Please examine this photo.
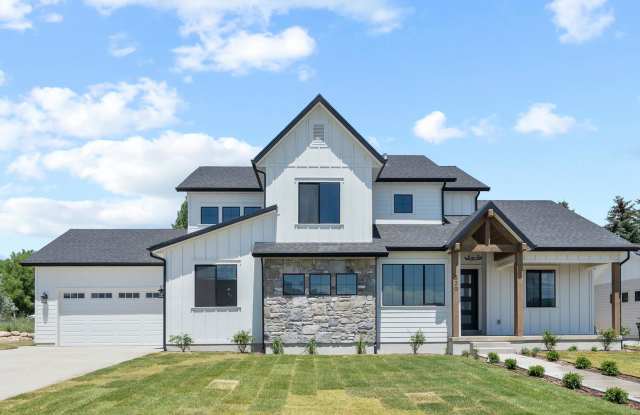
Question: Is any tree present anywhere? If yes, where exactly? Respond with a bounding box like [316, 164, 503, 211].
[558, 200, 573, 211]
[605, 196, 640, 243]
[0, 250, 35, 315]
[173, 199, 188, 229]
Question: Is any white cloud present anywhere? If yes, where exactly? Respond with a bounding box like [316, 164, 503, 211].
[43, 12, 63, 23]
[108, 32, 137, 58]
[297, 65, 315, 82]
[0, 70, 6, 86]
[469, 116, 497, 138]
[7, 153, 43, 179]
[0, 78, 180, 150]
[514, 103, 576, 136]
[413, 111, 464, 144]
[546, 0, 614, 43]
[0, 0, 32, 30]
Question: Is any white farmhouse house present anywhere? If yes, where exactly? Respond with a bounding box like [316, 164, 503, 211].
[23, 95, 638, 353]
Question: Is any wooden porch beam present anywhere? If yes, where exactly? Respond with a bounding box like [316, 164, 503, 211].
[451, 243, 461, 338]
[513, 248, 524, 336]
[484, 220, 491, 246]
[612, 262, 621, 333]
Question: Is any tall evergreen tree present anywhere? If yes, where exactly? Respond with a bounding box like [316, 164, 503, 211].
[173, 199, 188, 229]
[605, 196, 640, 243]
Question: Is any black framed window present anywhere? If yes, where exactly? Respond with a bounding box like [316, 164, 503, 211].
[201, 207, 219, 225]
[309, 274, 331, 296]
[146, 292, 161, 299]
[244, 206, 261, 216]
[336, 273, 357, 295]
[63, 292, 85, 299]
[382, 264, 445, 306]
[194, 264, 238, 307]
[298, 182, 340, 224]
[91, 292, 112, 299]
[222, 207, 241, 222]
[283, 274, 305, 296]
[622, 292, 629, 303]
[526, 270, 556, 308]
[425, 265, 446, 305]
[636, 291, 640, 302]
[118, 292, 140, 299]
[394, 194, 413, 214]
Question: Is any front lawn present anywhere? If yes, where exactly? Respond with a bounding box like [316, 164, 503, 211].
[560, 350, 640, 378]
[0, 353, 634, 414]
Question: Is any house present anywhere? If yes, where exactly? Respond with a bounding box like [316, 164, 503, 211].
[594, 252, 640, 340]
[23, 95, 638, 353]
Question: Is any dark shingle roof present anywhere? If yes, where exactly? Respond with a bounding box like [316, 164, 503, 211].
[252, 242, 388, 257]
[440, 166, 490, 190]
[176, 166, 262, 192]
[22, 229, 186, 266]
[374, 224, 457, 250]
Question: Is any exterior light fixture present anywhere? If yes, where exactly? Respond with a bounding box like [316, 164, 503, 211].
[157, 287, 164, 299]
[40, 292, 48, 303]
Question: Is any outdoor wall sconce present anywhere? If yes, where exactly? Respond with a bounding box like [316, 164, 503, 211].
[40, 292, 48, 303]
[157, 287, 164, 299]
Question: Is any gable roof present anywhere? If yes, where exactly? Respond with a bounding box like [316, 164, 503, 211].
[252, 94, 386, 165]
[440, 166, 490, 191]
[22, 229, 186, 266]
[176, 166, 262, 192]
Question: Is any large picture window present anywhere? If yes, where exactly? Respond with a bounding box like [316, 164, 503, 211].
[201, 207, 219, 225]
[393, 194, 413, 214]
[298, 182, 340, 224]
[309, 274, 331, 296]
[283, 274, 305, 296]
[382, 264, 445, 306]
[526, 270, 556, 308]
[195, 264, 237, 307]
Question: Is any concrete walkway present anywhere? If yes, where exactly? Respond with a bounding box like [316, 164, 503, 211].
[499, 353, 640, 403]
[0, 346, 158, 401]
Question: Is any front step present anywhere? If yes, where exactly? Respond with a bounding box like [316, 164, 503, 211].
[470, 341, 518, 355]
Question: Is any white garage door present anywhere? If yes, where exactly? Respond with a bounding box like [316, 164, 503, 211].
[59, 289, 162, 346]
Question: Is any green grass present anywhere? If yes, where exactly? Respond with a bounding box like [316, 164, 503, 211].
[560, 350, 640, 378]
[0, 317, 34, 333]
[0, 340, 33, 350]
[0, 353, 634, 414]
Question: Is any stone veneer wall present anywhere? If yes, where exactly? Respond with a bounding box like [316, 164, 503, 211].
[263, 258, 376, 345]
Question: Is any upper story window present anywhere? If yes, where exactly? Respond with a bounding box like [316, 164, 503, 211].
[244, 206, 261, 216]
[394, 194, 413, 214]
[194, 264, 237, 307]
[298, 182, 340, 224]
[201, 207, 219, 225]
[222, 207, 241, 222]
[526, 270, 556, 308]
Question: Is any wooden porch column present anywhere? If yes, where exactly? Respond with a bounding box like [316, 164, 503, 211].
[451, 243, 461, 337]
[513, 247, 524, 336]
[612, 262, 621, 333]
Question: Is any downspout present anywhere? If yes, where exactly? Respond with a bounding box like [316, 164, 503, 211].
[261, 257, 266, 354]
[149, 251, 167, 352]
[441, 183, 447, 224]
[474, 191, 480, 212]
[619, 251, 631, 346]
[253, 162, 267, 208]
[374, 256, 379, 354]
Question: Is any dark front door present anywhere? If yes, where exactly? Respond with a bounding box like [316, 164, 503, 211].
[460, 269, 479, 331]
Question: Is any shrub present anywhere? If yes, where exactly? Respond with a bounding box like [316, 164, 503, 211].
[546, 350, 559, 362]
[409, 329, 425, 355]
[598, 328, 617, 351]
[531, 347, 541, 357]
[603, 387, 629, 404]
[562, 372, 583, 390]
[305, 337, 317, 355]
[231, 330, 253, 353]
[575, 356, 592, 369]
[505, 358, 517, 370]
[461, 350, 470, 358]
[520, 347, 531, 356]
[543, 330, 558, 351]
[528, 365, 545, 377]
[356, 334, 367, 355]
[471, 347, 479, 360]
[567, 345, 578, 352]
[487, 352, 500, 364]
[0, 316, 34, 333]
[600, 360, 619, 376]
[591, 346, 599, 352]
[271, 337, 284, 355]
[169, 333, 193, 352]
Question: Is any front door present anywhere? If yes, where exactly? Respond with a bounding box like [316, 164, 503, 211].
[460, 269, 479, 332]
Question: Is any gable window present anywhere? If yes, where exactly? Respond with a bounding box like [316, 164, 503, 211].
[91, 292, 112, 299]
[312, 124, 325, 142]
[298, 182, 340, 224]
[526, 270, 556, 308]
[283, 274, 305, 296]
[194, 264, 237, 307]
[622, 292, 629, 303]
[222, 207, 241, 222]
[382, 264, 445, 306]
[244, 206, 261, 216]
[394, 194, 413, 214]
[309, 274, 330, 296]
[201, 207, 219, 225]
[336, 273, 357, 295]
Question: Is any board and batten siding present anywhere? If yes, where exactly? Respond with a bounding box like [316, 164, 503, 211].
[187, 191, 264, 233]
[443, 191, 477, 216]
[594, 253, 640, 334]
[257, 104, 377, 243]
[157, 210, 276, 345]
[373, 183, 442, 224]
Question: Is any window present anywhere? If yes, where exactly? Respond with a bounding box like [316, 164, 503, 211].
[298, 182, 340, 224]
[336, 273, 357, 295]
[394, 194, 413, 214]
[91, 292, 112, 299]
[201, 207, 219, 225]
[622, 292, 629, 303]
[309, 274, 331, 296]
[382, 264, 445, 306]
[283, 274, 305, 296]
[63, 292, 85, 299]
[118, 292, 140, 299]
[222, 207, 241, 222]
[146, 292, 162, 299]
[636, 291, 640, 302]
[526, 270, 556, 308]
[194, 264, 238, 307]
[244, 206, 261, 216]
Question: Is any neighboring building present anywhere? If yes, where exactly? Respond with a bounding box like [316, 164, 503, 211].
[23, 95, 638, 353]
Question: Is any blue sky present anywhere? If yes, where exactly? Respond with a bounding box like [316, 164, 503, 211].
[0, 0, 639, 257]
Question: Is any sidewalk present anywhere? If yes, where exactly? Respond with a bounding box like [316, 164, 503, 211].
[498, 353, 640, 403]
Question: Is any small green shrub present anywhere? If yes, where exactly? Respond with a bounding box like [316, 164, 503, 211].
[531, 347, 541, 357]
[600, 360, 619, 376]
[520, 347, 531, 356]
[546, 350, 559, 362]
[169, 333, 193, 352]
[528, 365, 545, 377]
[231, 330, 253, 353]
[603, 387, 629, 404]
[0, 317, 34, 333]
[543, 330, 558, 351]
[409, 329, 425, 354]
[471, 347, 479, 360]
[487, 352, 500, 364]
[505, 358, 517, 370]
[562, 372, 583, 390]
[591, 346, 599, 352]
[598, 328, 617, 351]
[356, 334, 367, 355]
[575, 356, 591, 369]
[305, 337, 317, 355]
[461, 350, 470, 358]
[271, 337, 284, 355]
[567, 345, 578, 352]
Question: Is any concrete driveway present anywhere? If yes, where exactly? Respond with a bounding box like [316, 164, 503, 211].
[0, 346, 158, 400]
